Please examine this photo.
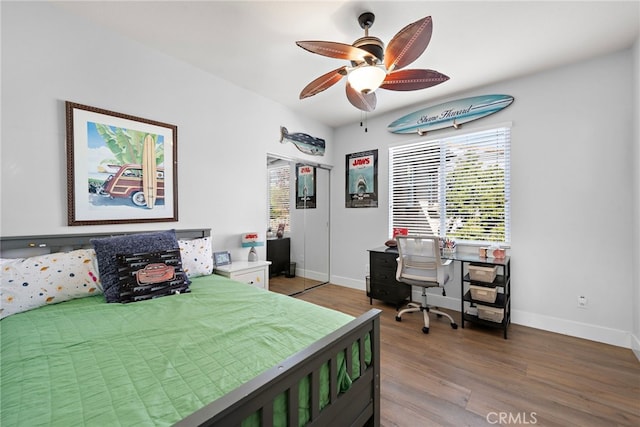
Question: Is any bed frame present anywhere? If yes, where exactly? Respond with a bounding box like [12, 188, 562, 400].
[0, 229, 381, 427]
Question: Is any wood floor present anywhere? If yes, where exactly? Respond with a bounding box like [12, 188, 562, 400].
[269, 275, 325, 296]
[287, 283, 640, 427]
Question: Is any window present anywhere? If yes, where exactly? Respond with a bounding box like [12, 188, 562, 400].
[389, 127, 511, 244]
[268, 164, 291, 234]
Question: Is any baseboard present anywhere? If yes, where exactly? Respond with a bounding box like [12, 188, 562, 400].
[330, 274, 365, 290]
[631, 333, 640, 361]
[328, 277, 635, 350]
[298, 268, 328, 283]
[511, 310, 632, 348]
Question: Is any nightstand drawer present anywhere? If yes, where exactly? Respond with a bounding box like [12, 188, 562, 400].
[214, 261, 271, 290]
[233, 269, 266, 289]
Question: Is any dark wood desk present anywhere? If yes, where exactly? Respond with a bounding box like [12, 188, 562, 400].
[367, 247, 511, 338]
[367, 247, 410, 307]
[267, 238, 290, 277]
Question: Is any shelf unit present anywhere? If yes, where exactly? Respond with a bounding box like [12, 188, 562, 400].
[460, 256, 511, 339]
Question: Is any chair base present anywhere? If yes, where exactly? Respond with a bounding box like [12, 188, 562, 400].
[395, 292, 458, 334]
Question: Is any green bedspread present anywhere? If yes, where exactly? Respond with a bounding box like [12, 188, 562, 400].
[0, 275, 359, 426]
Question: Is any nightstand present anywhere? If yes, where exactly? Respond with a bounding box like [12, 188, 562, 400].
[214, 260, 271, 290]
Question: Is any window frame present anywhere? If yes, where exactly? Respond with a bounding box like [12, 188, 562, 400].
[388, 126, 511, 245]
[267, 162, 291, 235]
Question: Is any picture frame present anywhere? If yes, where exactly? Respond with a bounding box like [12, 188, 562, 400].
[295, 163, 316, 209]
[345, 149, 378, 208]
[213, 251, 232, 267]
[65, 101, 178, 226]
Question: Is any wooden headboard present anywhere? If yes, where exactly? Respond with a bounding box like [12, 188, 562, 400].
[0, 228, 211, 257]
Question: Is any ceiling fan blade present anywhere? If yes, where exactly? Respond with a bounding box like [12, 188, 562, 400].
[296, 41, 374, 62]
[384, 16, 433, 72]
[380, 69, 449, 91]
[299, 66, 347, 99]
[346, 82, 377, 112]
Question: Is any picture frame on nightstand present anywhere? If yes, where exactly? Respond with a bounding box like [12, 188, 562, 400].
[213, 251, 231, 266]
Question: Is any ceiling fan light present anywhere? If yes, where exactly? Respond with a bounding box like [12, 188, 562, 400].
[347, 65, 386, 94]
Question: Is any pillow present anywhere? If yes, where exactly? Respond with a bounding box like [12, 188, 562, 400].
[178, 237, 213, 278]
[116, 248, 190, 304]
[92, 230, 179, 303]
[0, 249, 102, 319]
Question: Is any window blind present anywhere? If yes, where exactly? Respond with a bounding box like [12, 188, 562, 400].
[268, 164, 290, 233]
[389, 127, 511, 244]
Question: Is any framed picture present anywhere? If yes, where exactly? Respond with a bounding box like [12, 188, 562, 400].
[345, 149, 378, 208]
[66, 102, 178, 225]
[213, 251, 232, 267]
[295, 163, 316, 209]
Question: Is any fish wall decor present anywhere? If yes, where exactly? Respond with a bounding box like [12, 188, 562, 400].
[280, 126, 325, 156]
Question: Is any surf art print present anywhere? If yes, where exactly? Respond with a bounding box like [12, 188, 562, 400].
[66, 102, 178, 226]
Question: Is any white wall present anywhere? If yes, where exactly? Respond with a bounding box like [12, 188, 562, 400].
[330, 48, 638, 348]
[0, 1, 332, 264]
[2, 2, 638, 350]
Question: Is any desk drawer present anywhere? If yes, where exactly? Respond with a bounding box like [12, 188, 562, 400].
[370, 269, 397, 282]
[370, 252, 398, 269]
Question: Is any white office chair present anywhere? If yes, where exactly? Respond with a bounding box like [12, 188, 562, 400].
[395, 235, 458, 334]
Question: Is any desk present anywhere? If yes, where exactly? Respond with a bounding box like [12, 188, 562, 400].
[267, 238, 290, 277]
[367, 247, 511, 338]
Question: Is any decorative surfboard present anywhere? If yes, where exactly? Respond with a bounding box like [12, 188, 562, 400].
[387, 94, 514, 134]
[141, 135, 157, 209]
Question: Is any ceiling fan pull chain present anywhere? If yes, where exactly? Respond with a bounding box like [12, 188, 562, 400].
[360, 111, 369, 132]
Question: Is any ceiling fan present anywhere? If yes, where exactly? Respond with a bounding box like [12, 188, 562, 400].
[296, 12, 449, 112]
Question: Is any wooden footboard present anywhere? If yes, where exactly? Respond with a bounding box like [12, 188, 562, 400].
[176, 308, 382, 427]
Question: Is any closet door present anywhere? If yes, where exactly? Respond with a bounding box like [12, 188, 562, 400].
[299, 166, 330, 289]
[267, 155, 330, 295]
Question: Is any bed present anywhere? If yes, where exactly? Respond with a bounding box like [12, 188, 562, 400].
[0, 229, 381, 426]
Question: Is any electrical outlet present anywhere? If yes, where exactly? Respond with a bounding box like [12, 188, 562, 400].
[577, 295, 588, 309]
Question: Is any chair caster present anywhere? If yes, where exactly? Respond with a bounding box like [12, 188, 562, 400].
[451, 323, 458, 329]
[395, 316, 402, 322]
[436, 314, 443, 318]
[422, 326, 429, 334]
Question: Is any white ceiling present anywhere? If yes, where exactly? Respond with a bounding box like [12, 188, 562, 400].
[51, 0, 639, 128]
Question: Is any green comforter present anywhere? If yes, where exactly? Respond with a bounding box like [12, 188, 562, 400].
[0, 275, 358, 426]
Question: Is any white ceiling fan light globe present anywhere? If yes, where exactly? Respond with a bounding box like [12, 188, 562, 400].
[347, 65, 387, 94]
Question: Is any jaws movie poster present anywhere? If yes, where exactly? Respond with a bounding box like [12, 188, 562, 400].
[296, 163, 316, 209]
[345, 149, 378, 208]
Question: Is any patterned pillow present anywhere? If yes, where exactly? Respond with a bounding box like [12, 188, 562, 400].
[116, 249, 190, 304]
[92, 230, 179, 303]
[0, 249, 102, 319]
[178, 237, 213, 278]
